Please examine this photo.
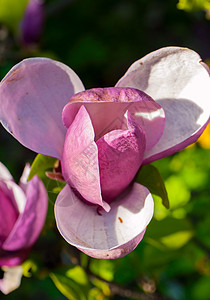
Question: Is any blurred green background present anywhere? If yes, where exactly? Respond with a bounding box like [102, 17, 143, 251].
[1, 0, 210, 299]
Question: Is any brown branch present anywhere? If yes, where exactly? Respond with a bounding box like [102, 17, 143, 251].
[87, 271, 169, 300]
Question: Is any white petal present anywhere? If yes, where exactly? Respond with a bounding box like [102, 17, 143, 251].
[0, 266, 23, 295]
[55, 183, 154, 258]
[117, 47, 210, 162]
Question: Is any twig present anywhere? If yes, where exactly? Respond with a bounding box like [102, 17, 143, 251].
[87, 270, 169, 300]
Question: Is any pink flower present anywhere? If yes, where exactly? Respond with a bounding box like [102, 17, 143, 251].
[0, 47, 209, 259]
[0, 163, 48, 267]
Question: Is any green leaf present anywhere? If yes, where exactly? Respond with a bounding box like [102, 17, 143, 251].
[190, 276, 210, 300]
[146, 217, 194, 250]
[50, 271, 87, 300]
[0, 0, 29, 32]
[90, 278, 111, 297]
[147, 217, 193, 239]
[160, 230, 194, 249]
[177, 0, 210, 12]
[28, 154, 57, 181]
[90, 260, 114, 282]
[66, 266, 89, 286]
[136, 164, 170, 209]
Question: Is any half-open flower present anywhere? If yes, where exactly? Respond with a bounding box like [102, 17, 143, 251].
[0, 162, 48, 267]
[0, 47, 209, 258]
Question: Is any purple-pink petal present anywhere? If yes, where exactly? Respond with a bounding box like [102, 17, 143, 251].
[116, 47, 210, 162]
[62, 87, 165, 151]
[2, 175, 48, 251]
[54, 182, 154, 259]
[97, 112, 146, 201]
[0, 187, 19, 247]
[0, 58, 84, 158]
[20, 0, 44, 45]
[61, 105, 110, 211]
[0, 249, 30, 267]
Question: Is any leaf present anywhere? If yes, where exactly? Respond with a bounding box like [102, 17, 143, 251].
[28, 154, 57, 181]
[88, 288, 109, 300]
[146, 217, 194, 250]
[177, 0, 210, 12]
[50, 272, 87, 300]
[0, 0, 29, 32]
[66, 266, 89, 286]
[147, 217, 193, 239]
[89, 260, 114, 282]
[160, 231, 194, 249]
[90, 278, 111, 297]
[136, 164, 170, 209]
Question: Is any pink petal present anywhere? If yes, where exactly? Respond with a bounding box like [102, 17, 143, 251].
[62, 87, 165, 151]
[0, 58, 84, 158]
[116, 47, 210, 163]
[0, 249, 30, 267]
[61, 105, 110, 211]
[78, 230, 146, 259]
[97, 112, 146, 201]
[54, 183, 154, 259]
[0, 177, 26, 215]
[0, 186, 19, 247]
[3, 175, 48, 251]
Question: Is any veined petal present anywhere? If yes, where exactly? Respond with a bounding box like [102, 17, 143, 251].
[116, 47, 210, 163]
[77, 230, 146, 259]
[54, 183, 154, 259]
[62, 87, 165, 151]
[97, 112, 146, 200]
[2, 176, 48, 251]
[61, 105, 109, 211]
[0, 58, 84, 158]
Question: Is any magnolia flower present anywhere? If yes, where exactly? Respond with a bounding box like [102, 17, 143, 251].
[0, 162, 48, 293]
[20, 0, 44, 45]
[0, 47, 209, 259]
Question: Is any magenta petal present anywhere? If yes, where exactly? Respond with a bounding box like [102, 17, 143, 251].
[0, 58, 84, 158]
[62, 87, 165, 151]
[117, 47, 210, 162]
[0, 249, 30, 267]
[3, 176, 48, 251]
[97, 112, 146, 200]
[61, 105, 110, 211]
[0, 187, 19, 247]
[54, 183, 154, 259]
